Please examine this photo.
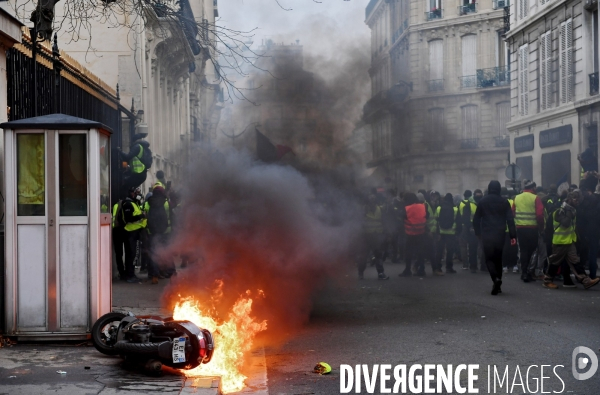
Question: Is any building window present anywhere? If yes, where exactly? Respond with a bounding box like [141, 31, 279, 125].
[496, 102, 510, 137]
[428, 108, 444, 151]
[429, 39, 444, 90]
[461, 35, 477, 88]
[519, 43, 529, 115]
[461, 104, 479, 141]
[372, 119, 391, 159]
[559, 19, 574, 103]
[592, 9, 599, 96]
[518, 0, 529, 20]
[540, 31, 552, 110]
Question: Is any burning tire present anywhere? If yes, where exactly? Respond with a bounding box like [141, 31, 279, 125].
[91, 312, 127, 355]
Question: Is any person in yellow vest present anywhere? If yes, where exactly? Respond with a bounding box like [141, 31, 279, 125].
[512, 179, 545, 283]
[425, 191, 442, 275]
[357, 193, 390, 280]
[119, 133, 151, 194]
[436, 193, 462, 273]
[458, 190, 479, 272]
[543, 190, 600, 290]
[112, 199, 127, 280]
[121, 187, 146, 283]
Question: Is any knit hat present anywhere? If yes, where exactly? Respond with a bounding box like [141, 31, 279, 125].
[523, 179, 536, 190]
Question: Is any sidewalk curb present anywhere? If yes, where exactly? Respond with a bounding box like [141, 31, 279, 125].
[181, 377, 221, 395]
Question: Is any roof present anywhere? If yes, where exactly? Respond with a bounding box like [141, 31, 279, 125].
[0, 113, 112, 133]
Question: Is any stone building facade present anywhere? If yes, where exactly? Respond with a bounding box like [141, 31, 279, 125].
[365, 0, 512, 194]
[507, 0, 600, 188]
[2, 0, 222, 192]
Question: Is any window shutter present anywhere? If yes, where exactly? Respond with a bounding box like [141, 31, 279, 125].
[461, 105, 478, 140]
[496, 102, 510, 136]
[519, 45, 529, 115]
[566, 19, 574, 102]
[429, 40, 444, 81]
[523, 0, 529, 18]
[540, 32, 552, 110]
[462, 35, 477, 77]
[560, 19, 574, 103]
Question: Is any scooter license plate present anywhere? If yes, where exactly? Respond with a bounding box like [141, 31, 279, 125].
[172, 337, 186, 363]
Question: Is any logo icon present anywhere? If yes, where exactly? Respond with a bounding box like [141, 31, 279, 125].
[572, 346, 598, 380]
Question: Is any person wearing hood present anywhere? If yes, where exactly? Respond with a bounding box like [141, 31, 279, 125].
[119, 133, 151, 194]
[512, 179, 545, 282]
[473, 181, 517, 295]
[436, 193, 462, 273]
[459, 189, 479, 272]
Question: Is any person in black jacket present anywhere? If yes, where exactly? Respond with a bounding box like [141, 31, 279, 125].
[119, 133, 150, 194]
[473, 180, 517, 295]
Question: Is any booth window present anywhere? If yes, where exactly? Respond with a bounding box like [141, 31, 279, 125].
[17, 134, 45, 216]
[99, 134, 110, 213]
[59, 134, 87, 216]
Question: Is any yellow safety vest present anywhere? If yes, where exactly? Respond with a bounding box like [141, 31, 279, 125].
[131, 146, 145, 174]
[514, 192, 537, 226]
[123, 201, 146, 231]
[436, 206, 458, 235]
[552, 210, 577, 245]
[425, 202, 438, 233]
[143, 200, 171, 234]
[459, 200, 477, 224]
[112, 201, 122, 228]
[364, 205, 384, 234]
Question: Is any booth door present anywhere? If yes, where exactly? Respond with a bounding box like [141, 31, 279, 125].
[14, 132, 89, 333]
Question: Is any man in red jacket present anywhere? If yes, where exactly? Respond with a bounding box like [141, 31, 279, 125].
[512, 180, 545, 282]
[401, 192, 429, 277]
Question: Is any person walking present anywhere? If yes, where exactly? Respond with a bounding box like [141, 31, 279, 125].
[473, 181, 517, 295]
[357, 194, 390, 280]
[512, 180, 544, 282]
[436, 193, 462, 273]
[425, 191, 443, 275]
[459, 191, 479, 273]
[543, 190, 600, 289]
[145, 184, 176, 283]
[121, 187, 146, 283]
[401, 192, 428, 277]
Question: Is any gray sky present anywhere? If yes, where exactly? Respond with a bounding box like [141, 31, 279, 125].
[218, 0, 370, 61]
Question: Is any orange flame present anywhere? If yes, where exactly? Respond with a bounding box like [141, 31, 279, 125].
[173, 290, 267, 393]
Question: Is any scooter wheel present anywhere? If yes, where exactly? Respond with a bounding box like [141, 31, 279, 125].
[92, 312, 127, 355]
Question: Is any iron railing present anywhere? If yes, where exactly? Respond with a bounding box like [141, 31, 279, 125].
[459, 75, 477, 89]
[493, 0, 509, 9]
[460, 138, 479, 149]
[425, 9, 443, 21]
[590, 72, 599, 96]
[392, 19, 409, 42]
[494, 136, 510, 147]
[476, 66, 510, 88]
[428, 79, 444, 92]
[458, 2, 477, 15]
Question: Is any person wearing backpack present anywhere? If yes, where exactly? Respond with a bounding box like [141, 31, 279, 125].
[459, 190, 479, 272]
[436, 193, 462, 273]
[119, 133, 152, 194]
[144, 184, 174, 284]
[473, 180, 517, 295]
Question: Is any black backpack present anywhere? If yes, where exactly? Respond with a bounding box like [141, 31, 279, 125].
[140, 146, 153, 169]
[460, 200, 472, 225]
[147, 195, 168, 234]
[438, 204, 455, 230]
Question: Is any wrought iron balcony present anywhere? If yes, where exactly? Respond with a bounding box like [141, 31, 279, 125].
[493, 0, 509, 9]
[460, 138, 479, 149]
[590, 72, 599, 96]
[458, 2, 477, 15]
[428, 79, 444, 92]
[494, 136, 510, 147]
[476, 66, 510, 88]
[459, 75, 477, 89]
[425, 9, 443, 21]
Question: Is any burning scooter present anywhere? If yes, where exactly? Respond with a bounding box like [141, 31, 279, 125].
[91, 312, 214, 373]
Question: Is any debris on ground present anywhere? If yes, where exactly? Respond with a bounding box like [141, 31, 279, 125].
[56, 370, 67, 375]
[313, 362, 332, 375]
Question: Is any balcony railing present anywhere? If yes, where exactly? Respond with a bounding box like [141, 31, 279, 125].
[493, 0, 509, 9]
[590, 72, 599, 96]
[428, 79, 444, 92]
[460, 138, 479, 149]
[476, 66, 510, 88]
[425, 9, 443, 21]
[459, 75, 477, 89]
[494, 136, 510, 147]
[458, 2, 477, 15]
[392, 19, 409, 42]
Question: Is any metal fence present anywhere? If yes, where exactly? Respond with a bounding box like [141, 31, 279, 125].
[6, 28, 135, 204]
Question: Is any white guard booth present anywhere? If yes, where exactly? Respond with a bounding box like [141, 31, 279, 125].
[1, 114, 112, 340]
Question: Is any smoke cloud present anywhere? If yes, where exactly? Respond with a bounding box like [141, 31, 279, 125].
[162, 146, 363, 341]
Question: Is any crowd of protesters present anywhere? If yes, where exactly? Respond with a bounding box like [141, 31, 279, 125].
[358, 172, 600, 295]
[111, 170, 185, 284]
